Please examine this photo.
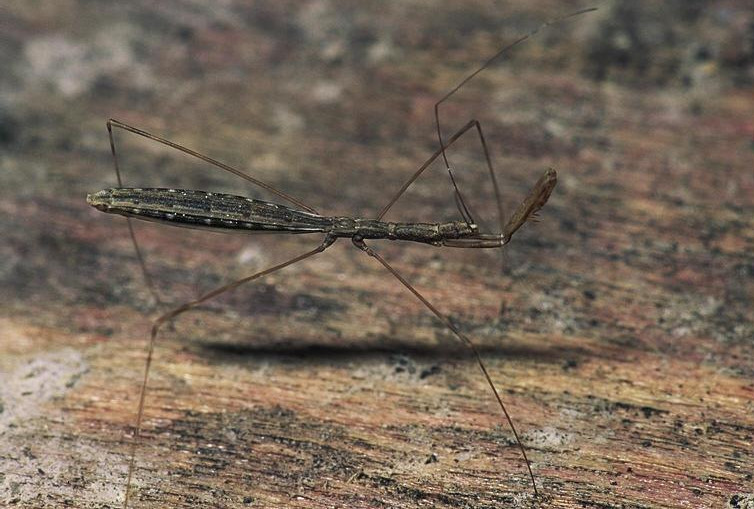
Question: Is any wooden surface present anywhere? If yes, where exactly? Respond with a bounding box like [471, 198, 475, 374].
[1, 1, 753, 508]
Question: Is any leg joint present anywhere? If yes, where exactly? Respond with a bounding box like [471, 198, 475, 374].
[351, 236, 370, 253]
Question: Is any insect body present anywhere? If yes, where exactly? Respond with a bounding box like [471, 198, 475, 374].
[87, 169, 555, 247]
[87, 187, 479, 244]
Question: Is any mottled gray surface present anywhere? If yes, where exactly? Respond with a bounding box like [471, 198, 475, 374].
[1, 1, 753, 508]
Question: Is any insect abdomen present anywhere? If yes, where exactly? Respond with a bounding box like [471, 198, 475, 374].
[87, 188, 332, 233]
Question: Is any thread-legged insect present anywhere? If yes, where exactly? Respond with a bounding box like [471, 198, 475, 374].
[89, 8, 595, 507]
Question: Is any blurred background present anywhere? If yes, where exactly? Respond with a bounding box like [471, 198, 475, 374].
[1, 1, 752, 507]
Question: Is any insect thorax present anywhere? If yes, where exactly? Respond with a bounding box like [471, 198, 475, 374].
[329, 218, 476, 245]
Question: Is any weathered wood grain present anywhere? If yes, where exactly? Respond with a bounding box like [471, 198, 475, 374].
[1, 1, 752, 508]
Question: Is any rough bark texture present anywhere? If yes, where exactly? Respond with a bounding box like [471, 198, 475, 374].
[1, 1, 752, 508]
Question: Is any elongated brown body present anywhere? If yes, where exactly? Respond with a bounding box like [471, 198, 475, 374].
[87, 187, 479, 246]
[88, 167, 555, 248]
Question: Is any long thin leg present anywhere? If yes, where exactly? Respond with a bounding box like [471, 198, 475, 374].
[377, 119, 504, 235]
[107, 123, 163, 306]
[433, 8, 598, 174]
[107, 119, 318, 213]
[123, 235, 336, 508]
[106, 119, 320, 304]
[352, 238, 538, 496]
[430, 8, 597, 233]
